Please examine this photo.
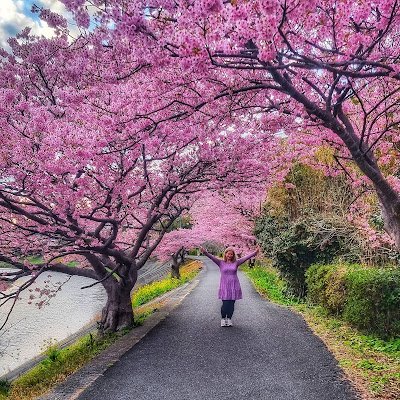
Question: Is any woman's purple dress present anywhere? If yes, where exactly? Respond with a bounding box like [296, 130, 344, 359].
[204, 250, 258, 300]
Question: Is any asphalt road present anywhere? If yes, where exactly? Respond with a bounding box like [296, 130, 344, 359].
[77, 257, 358, 400]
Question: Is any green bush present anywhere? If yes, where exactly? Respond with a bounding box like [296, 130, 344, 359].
[344, 267, 400, 337]
[305, 263, 400, 337]
[255, 215, 312, 297]
[255, 163, 400, 298]
[305, 264, 332, 306]
[306, 263, 349, 314]
[255, 214, 357, 297]
[324, 266, 348, 314]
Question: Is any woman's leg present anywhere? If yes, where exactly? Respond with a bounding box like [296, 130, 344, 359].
[221, 300, 228, 318]
[226, 300, 235, 318]
[221, 300, 236, 318]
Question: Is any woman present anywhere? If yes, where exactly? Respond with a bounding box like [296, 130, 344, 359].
[200, 246, 258, 327]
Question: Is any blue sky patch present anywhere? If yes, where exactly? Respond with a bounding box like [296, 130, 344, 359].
[2, 22, 19, 37]
[21, 0, 42, 22]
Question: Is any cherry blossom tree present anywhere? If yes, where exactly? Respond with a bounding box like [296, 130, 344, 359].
[155, 188, 265, 274]
[0, 114, 265, 333]
[0, 25, 270, 332]
[56, 0, 400, 247]
[2, 0, 400, 332]
[190, 190, 265, 252]
[154, 226, 200, 278]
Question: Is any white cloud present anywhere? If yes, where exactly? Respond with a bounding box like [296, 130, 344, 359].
[38, 0, 68, 15]
[0, 0, 73, 51]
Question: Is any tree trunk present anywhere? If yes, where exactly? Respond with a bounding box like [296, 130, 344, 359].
[375, 187, 400, 249]
[179, 248, 185, 264]
[343, 140, 400, 250]
[326, 120, 400, 249]
[99, 284, 134, 333]
[171, 253, 181, 279]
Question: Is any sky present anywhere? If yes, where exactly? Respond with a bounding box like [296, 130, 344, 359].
[0, 0, 69, 49]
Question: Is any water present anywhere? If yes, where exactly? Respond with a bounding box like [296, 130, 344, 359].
[0, 260, 172, 379]
[0, 271, 107, 378]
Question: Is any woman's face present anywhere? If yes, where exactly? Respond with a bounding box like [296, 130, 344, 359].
[225, 250, 234, 261]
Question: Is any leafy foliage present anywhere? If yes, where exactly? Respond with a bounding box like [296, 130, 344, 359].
[255, 164, 363, 297]
[131, 261, 202, 307]
[344, 267, 400, 337]
[245, 263, 400, 399]
[306, 263, 400, 337]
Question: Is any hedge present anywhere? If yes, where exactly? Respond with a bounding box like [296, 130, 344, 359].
[305, 263, 400, 337]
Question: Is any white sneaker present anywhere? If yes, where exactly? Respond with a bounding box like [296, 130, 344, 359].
[221, 318, 227, 327]
[226, 318, 233, 327]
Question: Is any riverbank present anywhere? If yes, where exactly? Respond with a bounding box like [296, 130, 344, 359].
[0, 260, 202, 400]
[242, 264, 400, 400]
[0, 272, 107, 379]
[0, 258, 175, 379]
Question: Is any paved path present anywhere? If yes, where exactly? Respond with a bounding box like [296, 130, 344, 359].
[77, 257, 358, 400]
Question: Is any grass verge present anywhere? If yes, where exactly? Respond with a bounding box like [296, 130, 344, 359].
[1, 260, 202, 400]
[132, 260, 202, 307]
[241, 265, 400, 400]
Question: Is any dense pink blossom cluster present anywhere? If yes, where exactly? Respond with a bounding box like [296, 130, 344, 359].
[1, 0, 399, 258]
[1, 0, 400, 331]
[155, 188, 266, 260]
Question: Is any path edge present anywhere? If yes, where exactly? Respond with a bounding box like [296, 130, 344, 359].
[38, 269, 204, 400]
[241, 270, 363, 400]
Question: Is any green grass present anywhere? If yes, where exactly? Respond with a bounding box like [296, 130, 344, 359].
[132, 261, 202, 307]
[1, 260, 202, 400]
[243, 264, 400, 400]
[25, 255, 43, 265]
[241, 264, 298, 306]
[0, 328, 125, 400]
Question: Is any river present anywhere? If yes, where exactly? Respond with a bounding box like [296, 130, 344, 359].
[0, 260, 172, 379]
[0, 271, 107, 379]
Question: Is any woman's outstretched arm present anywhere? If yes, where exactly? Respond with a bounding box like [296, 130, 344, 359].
[200, 247, 221, 266]
[236, 249, 259, 266]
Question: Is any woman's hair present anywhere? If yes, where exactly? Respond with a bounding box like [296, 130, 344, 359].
[223, 247, 237, 262]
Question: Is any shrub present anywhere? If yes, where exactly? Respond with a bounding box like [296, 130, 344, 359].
[344, 267, 400, 337]
[255, 214, 359, 297]
[257, 163, 400, 299]
[255, 164, 367, 297]
[305, 263, 400, 337]
[324, 266, 347, 314]
[255, 215, 315, 297]
[305, 264, 333, 306]
[306, 263, 349, 315]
